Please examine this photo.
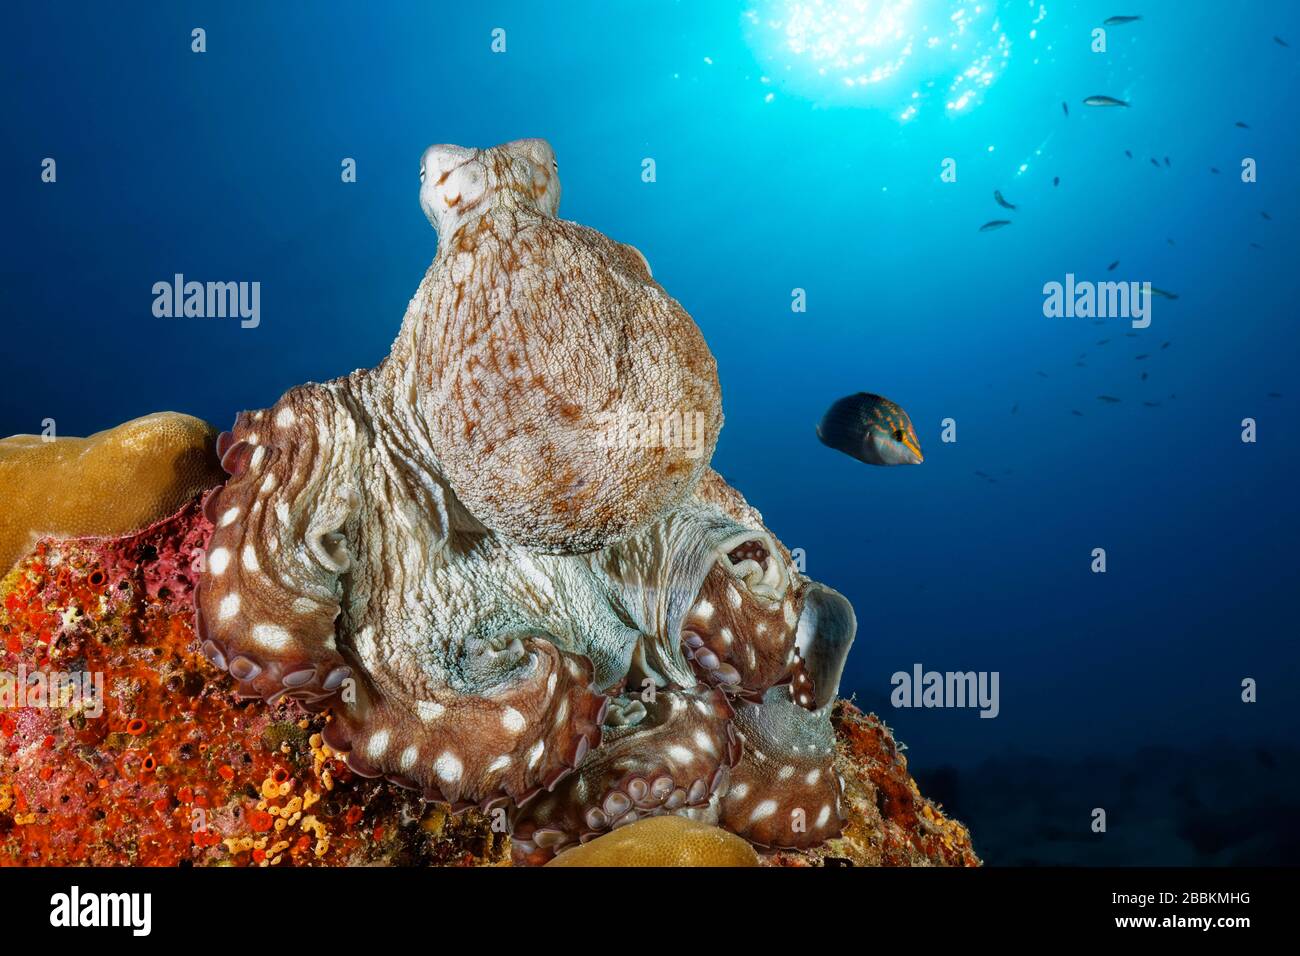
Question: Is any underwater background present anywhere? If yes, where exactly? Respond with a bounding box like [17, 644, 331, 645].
[3, 1, 1297, 864]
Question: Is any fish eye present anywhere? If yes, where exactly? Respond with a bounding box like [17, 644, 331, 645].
[893, 429, 906, 442]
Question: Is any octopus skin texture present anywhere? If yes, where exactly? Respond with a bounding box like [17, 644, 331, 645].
[194, 138, 858, 864]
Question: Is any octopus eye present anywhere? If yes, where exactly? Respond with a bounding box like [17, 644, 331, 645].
[419, 166, 426, 184]
[552, 161, 558, 170]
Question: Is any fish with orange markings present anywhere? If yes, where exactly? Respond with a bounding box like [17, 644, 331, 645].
[816, 393, 924, 466]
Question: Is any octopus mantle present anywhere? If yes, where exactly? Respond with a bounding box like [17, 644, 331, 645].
[189, 138, 858, 864]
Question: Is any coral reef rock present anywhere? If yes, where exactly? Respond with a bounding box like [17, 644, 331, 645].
[0, 502, 976, 867]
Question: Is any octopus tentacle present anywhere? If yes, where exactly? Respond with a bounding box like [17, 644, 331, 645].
[719, 583, 857, 848]
[196, 392, 354, 708]
[324, 633, 608, 807]
[508, 685, 739, 864]
[681, 546, 804, 700]
[721, 689, 846, 849]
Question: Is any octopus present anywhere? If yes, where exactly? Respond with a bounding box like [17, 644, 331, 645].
[194, 138, 858, 863]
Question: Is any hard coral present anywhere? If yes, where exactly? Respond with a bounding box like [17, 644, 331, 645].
[545, 815, 759, 867]
[0, 412, 226, 575]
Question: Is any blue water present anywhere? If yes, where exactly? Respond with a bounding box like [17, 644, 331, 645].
[3, 2, 1297, 862]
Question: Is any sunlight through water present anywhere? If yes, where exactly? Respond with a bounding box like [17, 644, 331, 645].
[744, 0, 1040, 118]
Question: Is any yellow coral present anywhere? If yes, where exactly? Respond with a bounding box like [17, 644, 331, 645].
[0, 412, 224, 572]
[545, 816, 759, 867]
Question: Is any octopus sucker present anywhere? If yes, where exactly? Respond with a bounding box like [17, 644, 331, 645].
[191, 138, 862, 863]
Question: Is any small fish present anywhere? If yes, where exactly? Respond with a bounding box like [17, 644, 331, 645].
[1150, 157, 1161, 167]
[974, 470, 991, 479]
[1276, 36, 1290, 47]
[1144, 286, 1179, 300]
[1142, 401, 1162, 408]
[1070, 409, 1084, 417]
[1085, 95, 1129, 107]
[1160, 341, 1170, 349]
[1104, 15, 1142, 25]
[1261, 210, 1272, 220]
[980, 219, 1012, 232]
[1249, 242, 1263, 250]
[994, 190, 1017, 210]
[1097, 338, 1111, 345]
[1210, 166, 1220, 174]
[1097, 395, 1122, 403]
[1135, 353, 1149, 360]
[1166, 238, 1176, 245]
[1140, 371, 1149, 381]
[1053, 176, 1060, 186]
[1164, 156, 1171, 167]
[1107, 260, 1119, 271]
[1011, 402, 1019, 414]
[1267, 391, 1282, 398]
[1075, 361, 1087, 368]
[1125, 149, 1134, 159]
[1062, 101, 1069, 117]
[816, 393, 923, 466]
[1036, 370, 1049, 378]
[1235, 121, 1250, 129]
[1125, 332, 1138, 337]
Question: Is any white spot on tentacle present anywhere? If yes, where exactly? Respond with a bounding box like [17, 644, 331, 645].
[750, 799, 777, 823]
[526, 740, 545, 770]
[252, 624, 291, 651]
[435, 751, 463, 784]
[220, 507, 240, 527]
[399, 745, 418, 771]
[275, 407, 296, 428]
[417, 700, 445, 722]
[241, 545, 260, 572]
[501, 707, 526, 734]
[208, 547, 230, 575]
[367, 730, 391, 759]
[217, 593, 241, 621]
